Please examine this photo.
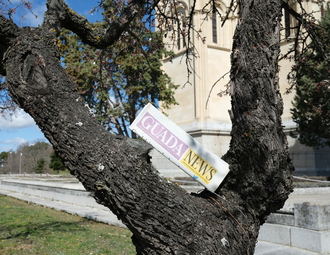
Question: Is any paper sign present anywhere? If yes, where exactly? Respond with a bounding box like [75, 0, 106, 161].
[129, 103, 230, 192]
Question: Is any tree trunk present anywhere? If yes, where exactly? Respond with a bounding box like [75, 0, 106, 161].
[1, 0, 293, 254]
[223, 0, 294, 220]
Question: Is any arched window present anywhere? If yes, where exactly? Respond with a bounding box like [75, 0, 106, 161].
[176, 4, 187, 50]
[284, 1, 297, 39]
[212, 9, 217, 44]
[284, 8, 291, 38]
[210, 1, 225, 45]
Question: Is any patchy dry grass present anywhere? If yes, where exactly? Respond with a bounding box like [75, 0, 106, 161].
[0, 195, 135, 255]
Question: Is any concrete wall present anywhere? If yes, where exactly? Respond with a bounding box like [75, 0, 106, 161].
[260, 202, 330, 254]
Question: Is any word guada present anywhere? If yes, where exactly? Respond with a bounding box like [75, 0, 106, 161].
[137, 112, 188, 160]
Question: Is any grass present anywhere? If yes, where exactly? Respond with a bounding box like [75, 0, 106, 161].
[0, 195, 135, 255]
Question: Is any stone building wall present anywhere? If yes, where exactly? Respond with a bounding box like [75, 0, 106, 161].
[154, 0, 330, 178]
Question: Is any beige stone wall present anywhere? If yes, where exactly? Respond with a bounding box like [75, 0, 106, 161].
[279, 42, 296, 127]
[162, 0, 326, 134]
[155, 0, 329, 177]
[163, 53, 195, 124]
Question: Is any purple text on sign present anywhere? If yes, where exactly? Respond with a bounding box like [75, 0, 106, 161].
[137, 112, 189, 160]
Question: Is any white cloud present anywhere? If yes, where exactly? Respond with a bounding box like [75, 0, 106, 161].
[1, 137, 28, 146]
[0, 109, 36, 130]
[0, 137, 28, 151]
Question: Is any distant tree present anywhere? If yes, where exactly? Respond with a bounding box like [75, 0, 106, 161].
[291, 8, 330, 147]
[1, 142, 53, 173]
[49, 152, 66, 173]
[0, 151, 9, 161]
[57, 11, 177, 137]
[2, 151, 17, 173]
[0, 151, 9, 167]
[34, 158, 46, 173]
[19, 142, 53, 173]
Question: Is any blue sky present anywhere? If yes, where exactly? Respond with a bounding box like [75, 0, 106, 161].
[0, 0, 102, 152]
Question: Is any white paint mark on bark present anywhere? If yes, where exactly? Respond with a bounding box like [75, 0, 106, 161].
[75, 122, 83, 126]
[221, 237, 229, 247]
[97, 163, 105, 172]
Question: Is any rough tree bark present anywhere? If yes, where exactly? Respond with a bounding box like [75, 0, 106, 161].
[0, 0, 293, 254]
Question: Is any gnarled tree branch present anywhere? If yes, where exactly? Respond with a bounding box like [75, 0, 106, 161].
[222, 0, 294, 222]
[281, 0, 327, 59]
[44, 0, 157, 49]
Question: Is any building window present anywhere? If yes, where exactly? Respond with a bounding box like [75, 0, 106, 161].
[177, 22, 181, 49]
[212, 10, 217, 44]
[283, 1, 297, 39]
[176, 5, 187, 50]
[284, 9, 291, 38]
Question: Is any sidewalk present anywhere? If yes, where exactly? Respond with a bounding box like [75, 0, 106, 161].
[0, 176, 124, 227]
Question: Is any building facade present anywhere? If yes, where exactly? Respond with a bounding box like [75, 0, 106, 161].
[152, 0, 330, 177]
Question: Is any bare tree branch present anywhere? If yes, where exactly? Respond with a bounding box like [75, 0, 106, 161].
[221, 0, 236, 27]
[205, 71, 230, 109]
[281, 0, 327, 60]
[44, 0, 158, 49]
